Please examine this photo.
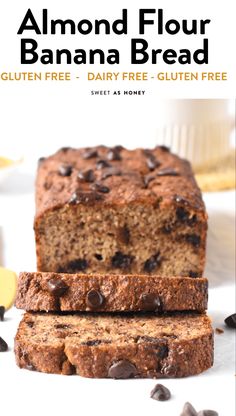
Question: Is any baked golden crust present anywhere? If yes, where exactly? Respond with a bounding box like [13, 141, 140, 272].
[15, 272, 208, 312]
[15, 312, 213, 378]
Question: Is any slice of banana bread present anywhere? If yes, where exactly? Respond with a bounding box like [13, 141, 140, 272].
[15, 312, 213, 378]
[35, 146, 207, 276]
[15, 272, 208, 312]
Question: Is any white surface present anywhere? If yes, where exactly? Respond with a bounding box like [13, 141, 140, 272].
[0, 164, 235, 416]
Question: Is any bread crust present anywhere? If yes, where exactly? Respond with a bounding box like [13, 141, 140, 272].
[15, 312, 214, 378]
[15, 272, 208, 312]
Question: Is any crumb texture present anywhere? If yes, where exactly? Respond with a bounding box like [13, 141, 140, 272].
[15, 312, 213, 378]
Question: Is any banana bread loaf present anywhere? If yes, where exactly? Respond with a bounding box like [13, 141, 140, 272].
[15, 312, 213, 378]
[15, 272, 208, 312]
[35, 146, 207, 276]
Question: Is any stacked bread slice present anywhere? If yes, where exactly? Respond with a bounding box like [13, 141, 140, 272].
[14, 146, 213, 378]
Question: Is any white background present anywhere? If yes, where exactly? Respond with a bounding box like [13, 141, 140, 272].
[0, 1, 235, 415]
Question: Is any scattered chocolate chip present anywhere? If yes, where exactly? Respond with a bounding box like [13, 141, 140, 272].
[101, 167, 122, 179]
[86, 289, 104, 309]
[224, 313, 236, 328]
[0, 306, 5, 321]
[140, 293, 162, 312]
[38, 157, 46, 165]
[186, 234, 201, 247]
[107, 148, 122, 161]
[111, 251, 134, 270]
[59, 147, 72, 152]
[176, 207, 197, 225]
[0, 337, 8, 352]
[150, 384, 171, 401]
[68, 191, 103, 205]
[146, 154, 161, 171]
[114, 145, 124, 152]
[91, 183, 110, 193]
[47, 278, 68, 297]
[156, 344, 169, 359]
[26, 321, 34, 328]
[156, 167, 180, 176]
[144, 252, 161, 273]
[117, 226, 130, 245]
[82, 149, 98, 159]
[58, 164, 73, 177]
[180, 402, 198, 416]
[54, 324, 71, 329]
[94, 253, 103, 261]
[81, 339, 111, 346]
[67, 258, 88, 272]
[189, 271, 201, 278]
[96, 159, 111, 169]
[143, 174, 155, 188]
[157, 145, 170, 152]
[77, 169, 95, 183]
[108, 360, 137, 379]
[198, 411, 219, 416]
[215, 328, 224, 334]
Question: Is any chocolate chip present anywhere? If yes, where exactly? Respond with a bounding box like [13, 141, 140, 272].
[146, 155, 161, 171]
[189, 271, 201, 278]
[47, 278, 68, 297]
[58, 164, 73, 177]
[156, 167, 180, 176]
[117, 226, 130, 245]
[107, 148, 122, 161]
[0, 306, 5, 321]
[94, 253, 103, 261]
[67, 258, 88, 272]
[144, 252, 161, 272]
[198, 411, 219, 416]
[54, 324, 71, 329]
[82, 149, 98, 159]
[26, 321, 34, 328]
[156, 345, 169, 359]
[68, 191, 103, 205]
[224, 313, 236, 328]
[78, 169, 95, 183]
[135, 336, 168, 358]
[140, 293, 162, 312]
[0, 337, 8, 352]
[59, 147, 72, 152]
[186, 234, 201, 247]
[108, 360, 137, 379]
[96, 159, 111, 169]
[158, 145, 170, 152]
[150, 384, 171, 401]
[162, 224, 172, 234]
[86, 289, 104, 309]
[111, 251, 134, 270]
[91, 183, 110, 193]
[180, 402, 198, 416]
[143, 174, 155, 188]
[101, 167, 122, 179]
[81, 339, 111, 346]
[176, 207, 197, 225]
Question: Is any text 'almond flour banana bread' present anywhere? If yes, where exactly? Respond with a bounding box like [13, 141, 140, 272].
[35, 146, 207, 276]
[15, 312, 213, 378]
[15, 272, 208, 312]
